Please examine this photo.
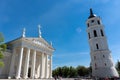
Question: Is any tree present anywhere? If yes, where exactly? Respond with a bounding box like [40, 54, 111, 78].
[116, 60, 120, 75]
[0, 33, 6, 67]
[68, 66, 77, 78]
[76, 66, 89, 76]
[52, 65, 91, 78]
[62, 66, 69, 78]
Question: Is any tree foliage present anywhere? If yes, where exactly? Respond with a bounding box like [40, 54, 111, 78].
[76, 66, 89, 76]
[0, 33, 6, 67]
[116, 60, 120, 75]
[52, 65, 90, 78]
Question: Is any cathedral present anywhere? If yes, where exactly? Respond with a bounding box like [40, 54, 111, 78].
[0, 8, 119, 79]
[0, 25, 54, 79]
[86, 9, 119, 78]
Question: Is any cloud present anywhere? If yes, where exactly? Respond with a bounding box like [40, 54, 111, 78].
[53, 51, 88, 58]
[76, 27, 82, 33]
[99, 0, 110, 3]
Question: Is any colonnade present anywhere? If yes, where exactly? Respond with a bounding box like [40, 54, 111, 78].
[8, 47, 52, 79]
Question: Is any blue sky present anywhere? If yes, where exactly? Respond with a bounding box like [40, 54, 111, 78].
[0, 0, 120, 69]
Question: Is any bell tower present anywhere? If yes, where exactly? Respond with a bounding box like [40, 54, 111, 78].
[86, 8, 119, 78]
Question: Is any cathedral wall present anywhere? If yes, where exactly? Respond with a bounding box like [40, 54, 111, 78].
[0, 51, 12, 78]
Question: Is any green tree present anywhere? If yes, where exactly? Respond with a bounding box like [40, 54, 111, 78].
[52, 65, 91, 78]
[76, 66, 89, 76]
[68, 66, 77, 78]
[0, 33, 6, 67]
[52, 67, 63, 78]
[62, 66, 69, 78]
[116, 60, 120, 75]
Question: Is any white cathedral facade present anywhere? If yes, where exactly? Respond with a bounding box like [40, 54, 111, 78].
[86, 9, 119, 78]
[0, 26, 54, 79]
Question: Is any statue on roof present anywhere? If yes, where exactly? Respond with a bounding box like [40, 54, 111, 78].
[38, 24, 42, 38]
[22, 28, 26, 37]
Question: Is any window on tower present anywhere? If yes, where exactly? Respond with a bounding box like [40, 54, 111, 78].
[105, 63, 107, 66]
[88, 33, 90, 39]
[96, 44, 99, 49]
[87, 23, 89, 27]
[103, 55, 105, 58]
[97, 20, 100, 25]
[101, 29, 104, 36]
[91, 20, 94, 23]
[93, 30, 97, 37]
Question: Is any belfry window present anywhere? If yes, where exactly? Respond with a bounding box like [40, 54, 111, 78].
[87, 23, 89, 27]
[88, 33, 90, 39]
[97, 20, 100, 25]
[96, 44, 99, 49]
[93, 30, 97, 37]
[103, 55, 105, 58]
[91, 20, 94, 23]
[105, 63, 107, 66]
[101, 29, 104, 36]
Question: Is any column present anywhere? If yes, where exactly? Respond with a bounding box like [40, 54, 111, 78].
[31, 50, 36, 79]
[40, 53, 44, 78]
[23, 48, 30, 79]
[8, 48, 16, 78]
[16, 47, 24, 79]
[49, 55, 52, 78]
[45, 54, 48, 78]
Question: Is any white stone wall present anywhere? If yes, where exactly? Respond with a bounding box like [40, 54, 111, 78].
[0, 51, 12, 78]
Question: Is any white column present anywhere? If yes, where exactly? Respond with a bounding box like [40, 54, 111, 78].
[31, 50, 36, 79]
[45, 54, 48, 78]
[8, 48, 16, 78]
[49, 55, 52, 78]
[23, 48, 30, 79]
[16, 47, 24, 79]
[40, 53, 44, 78]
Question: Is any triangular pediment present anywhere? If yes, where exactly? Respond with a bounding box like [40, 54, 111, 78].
[6, 37, 54, 50]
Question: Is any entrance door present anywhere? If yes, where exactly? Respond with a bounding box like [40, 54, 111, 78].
[28, 68, 31, 77]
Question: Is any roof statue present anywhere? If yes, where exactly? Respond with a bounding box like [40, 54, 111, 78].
[22, 28, 26, 37]
[50, 41, 52, 46]
[38, 24, 42, 38]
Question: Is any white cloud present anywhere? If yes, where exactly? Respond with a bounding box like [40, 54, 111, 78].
[99, 0, 110, 3]
[76, 27, 82, 33]
[53, 51, 88, 58]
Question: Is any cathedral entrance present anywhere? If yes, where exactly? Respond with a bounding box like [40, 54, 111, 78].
[28, 68, 31, 78]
